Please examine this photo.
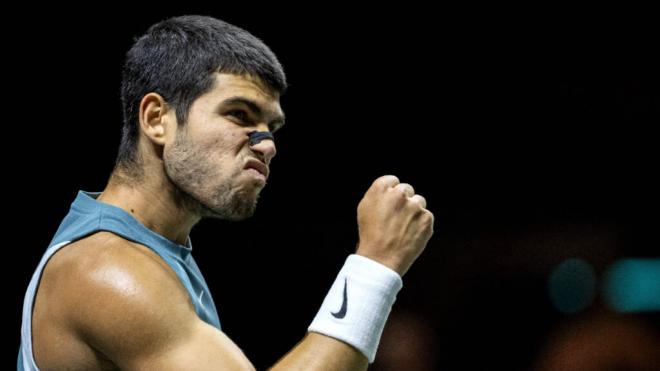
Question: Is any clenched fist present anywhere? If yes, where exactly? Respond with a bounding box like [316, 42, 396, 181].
[356, 175, 434, 277]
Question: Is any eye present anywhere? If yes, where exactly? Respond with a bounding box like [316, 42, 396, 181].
[227, 109, 250, 122]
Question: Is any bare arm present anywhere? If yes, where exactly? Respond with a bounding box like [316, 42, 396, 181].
[270, 333, 368, 370]
[272, 175, 434, 370]
[51, 175, 432, 370]
[60, 245, 367, 371]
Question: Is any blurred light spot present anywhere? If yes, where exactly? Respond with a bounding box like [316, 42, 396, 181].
[603, 258, 660, 312]
[548, 258, 597, 314]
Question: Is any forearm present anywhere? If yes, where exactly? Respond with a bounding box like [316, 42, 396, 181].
[269, 332, 368, 371]
[270, 254, 402, 370]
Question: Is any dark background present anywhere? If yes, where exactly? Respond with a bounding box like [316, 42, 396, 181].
[8, 6, 660, 370]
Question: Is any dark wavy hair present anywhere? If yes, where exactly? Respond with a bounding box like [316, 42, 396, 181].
[116, 15, 287, 173]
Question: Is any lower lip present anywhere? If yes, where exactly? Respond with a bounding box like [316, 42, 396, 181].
[245, 168, 267, 182]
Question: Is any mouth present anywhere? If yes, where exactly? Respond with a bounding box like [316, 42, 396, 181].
[244, 159, 269, 182]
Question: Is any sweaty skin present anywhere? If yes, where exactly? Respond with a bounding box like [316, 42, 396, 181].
[31, 73, 434, 370]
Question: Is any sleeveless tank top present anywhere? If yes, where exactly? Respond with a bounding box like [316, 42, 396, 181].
[18, 191, 220, 370]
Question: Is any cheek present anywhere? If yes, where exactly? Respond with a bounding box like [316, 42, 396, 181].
[195, 131, 246, 169]
[197, 126, 244, 153]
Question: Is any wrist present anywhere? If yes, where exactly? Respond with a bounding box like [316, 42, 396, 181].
[354, 249, 407, 277]
[307, 254, 403, 363]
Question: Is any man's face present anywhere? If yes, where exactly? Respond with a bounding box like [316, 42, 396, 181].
[163, 73, 284, 220]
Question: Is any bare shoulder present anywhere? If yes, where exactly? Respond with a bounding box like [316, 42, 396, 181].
[41, 231, 192, 315]
[34, 231, 255, 370]
[45, 231, 181, 283]
[34, 231, 195, 366]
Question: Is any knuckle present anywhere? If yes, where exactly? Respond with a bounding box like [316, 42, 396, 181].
[410, 195, 426, 210]
[379, 174, 395, 183]
[393, 191, 408, 206]
[395, 183, 415, 197]
[421, 210, 434, 224]
[375, 175, 399, 188]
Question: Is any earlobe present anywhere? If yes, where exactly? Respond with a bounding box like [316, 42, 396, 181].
[139, 93, 170, 146]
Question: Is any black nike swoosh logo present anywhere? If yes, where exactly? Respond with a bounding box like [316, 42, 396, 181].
[331, 278, 348, 319]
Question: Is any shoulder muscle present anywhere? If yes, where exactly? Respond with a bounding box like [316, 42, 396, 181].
[40, 232, 254, 370]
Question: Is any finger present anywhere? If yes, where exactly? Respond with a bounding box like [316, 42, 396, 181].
[410, 194, 427, 208]
[394, 183, 415, 198]
[374, 175, 400, 189]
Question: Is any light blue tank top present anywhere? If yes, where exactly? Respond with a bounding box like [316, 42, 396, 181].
[18, 191, 221, 370]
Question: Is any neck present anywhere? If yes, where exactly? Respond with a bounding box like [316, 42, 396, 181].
[97, 170, 201, 246]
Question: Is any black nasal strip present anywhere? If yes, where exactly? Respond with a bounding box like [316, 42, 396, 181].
[248, 131, 274, 146]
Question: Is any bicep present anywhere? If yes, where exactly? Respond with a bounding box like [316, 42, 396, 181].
[82, 281, 255, 371]
[63, 241, 255, 370]
[125, 319, 255, 371]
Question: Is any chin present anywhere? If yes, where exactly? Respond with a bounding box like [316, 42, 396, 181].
[201, 191, 259, 221]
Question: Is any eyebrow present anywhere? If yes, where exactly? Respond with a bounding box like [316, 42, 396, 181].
[221, 96, 286, 131]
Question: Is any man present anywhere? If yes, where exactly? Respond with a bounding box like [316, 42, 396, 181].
[18, 15, 434, 370]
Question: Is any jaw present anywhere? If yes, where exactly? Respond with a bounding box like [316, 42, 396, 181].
[190, 178, 263, 221]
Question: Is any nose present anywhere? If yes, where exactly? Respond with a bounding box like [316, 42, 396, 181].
[249, 134, 277, 165]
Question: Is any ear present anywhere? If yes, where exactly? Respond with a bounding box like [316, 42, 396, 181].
[138, 92, 174, 146]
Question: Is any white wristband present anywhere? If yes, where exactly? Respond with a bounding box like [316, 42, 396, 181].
[308, 254, 403, 363]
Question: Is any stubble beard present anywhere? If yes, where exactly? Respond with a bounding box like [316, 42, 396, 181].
[163, 132, 261, 221]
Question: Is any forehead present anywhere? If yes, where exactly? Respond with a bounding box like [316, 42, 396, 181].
[204, 73, 283, 115]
